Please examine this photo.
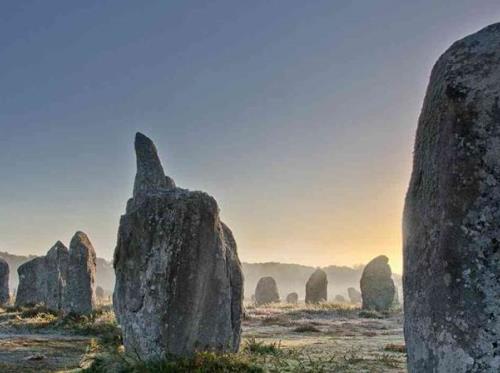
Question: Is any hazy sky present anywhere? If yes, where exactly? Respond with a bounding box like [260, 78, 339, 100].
[1, 1, 500, 274]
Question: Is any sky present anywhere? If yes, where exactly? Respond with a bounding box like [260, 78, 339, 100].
[1, 1, 500, 274]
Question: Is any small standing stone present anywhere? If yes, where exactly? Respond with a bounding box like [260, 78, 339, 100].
[360, 255, 395, 311]
[286, 292, 298, 304]
[63, 231, 96, 315]
[347, 287, 362, 304]
[305, 268, 327, 304]
[0, 258, 9, 305]
[334, 294, 346, 303]
[255, 277, 280, 306]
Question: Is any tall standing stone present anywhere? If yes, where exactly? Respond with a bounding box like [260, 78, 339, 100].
[305, 268, 327, 304]
[360, 255, 394, 311]
[403, 23, 500, 372]
[255, 277, 280, 305]
[15, 257, 46, 307]
[113, 133, 243, 359]
[45, 241, 69, 311]
[0, 258, 9, 305]
[63, 232, 96, 315]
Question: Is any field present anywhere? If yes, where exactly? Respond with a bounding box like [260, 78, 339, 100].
[0, 302, 406, 372]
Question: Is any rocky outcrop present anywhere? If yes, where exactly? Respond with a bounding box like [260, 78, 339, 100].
[113, 133, 243, 359]
[305, 268, 327, 304]
[360, 256, 394, 311]
[0, 258, 9, 305]
[63, 232, 96, 315]
[347, 287, 361, 304]
[403, 23, 500, 372]
[255, 276, 280, 305]
[286, 292, 298, 304]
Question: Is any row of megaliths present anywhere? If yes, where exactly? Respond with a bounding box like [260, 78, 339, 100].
[113, 133, 244, 359]
[15, 232, 96, 315]
[404, 23, 500, 372]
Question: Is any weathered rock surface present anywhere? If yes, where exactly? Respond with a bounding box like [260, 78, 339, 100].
[255, 277, 280, 305]
[360, 256, 394, 311]
[113, 133, 243, 359]
[305, 268, 327, 304]
[45, 241, 69, 311]
[347, 287, 362, 304]
[63, 232, 96, 315]
[16, 257, 47, 307]
[286, 292, 298, 304]
[403, 23, 500, 372]
[0, 258, 9, 305]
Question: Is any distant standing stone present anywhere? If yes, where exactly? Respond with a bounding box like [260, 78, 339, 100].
[360, 256, 394, 311]
[286, 292, 298, 304]
[334, 294, 346, 303]
[255, 277, 280, 305]
[15, 257, 46, 307]
[45, 241, 69, 311]
[347, 287, 362, 304]
[0, 258, 9, 305]
[305, 268, 327, 304]
[63, 232, 96, 315]
[404, 23, 500, 372]
[113, 133, 243, 359]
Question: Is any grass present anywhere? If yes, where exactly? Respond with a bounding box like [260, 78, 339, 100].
[292, 324, 321, 333]
[384, 343, 406, 353]
[243, 337, 282, 355]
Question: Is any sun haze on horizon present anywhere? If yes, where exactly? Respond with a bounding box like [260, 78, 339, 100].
[1, 1, 500, 275]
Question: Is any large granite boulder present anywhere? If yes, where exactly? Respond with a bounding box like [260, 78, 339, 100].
[63, 232, 96, 315]
[0, 258, 9, 305]
[255, 276, 280, 305]
[286, 292, 298, 304]
[347, 287, 362, 304]
[113, 133, 243, 359]
[45, 241, 69, 311]
[305, 268, 327, 304]
[15, 257, 47, 307]
[360, 255, 394, 311]
[403, 23, 500, 372]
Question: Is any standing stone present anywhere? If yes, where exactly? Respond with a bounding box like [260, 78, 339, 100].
[63, 232, 96, 315]
[0, 258, 9, 305]
[286, 292, 298, 304]
[347, 287, 362, 304]
[255, 277, 280, 305]
[403, 23, 500, 372]
[334, 294, 346, 303]
[360, 256, 394, 311]
[305, 268, 327, 304]
[113, 133, 243, 359]
[45, 241, 69, 311]
[15, 257, 46, 307]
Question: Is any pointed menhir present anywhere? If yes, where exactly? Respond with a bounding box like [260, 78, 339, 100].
[114, 132, 243, 359]
[133, 132, 175, 197]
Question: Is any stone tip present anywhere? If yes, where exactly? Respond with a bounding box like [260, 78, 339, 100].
[133, 132, 171, 197]
[70, 231, 92, 248]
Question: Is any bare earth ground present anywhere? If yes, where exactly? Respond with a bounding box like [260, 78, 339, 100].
[0, 303, 406, 372]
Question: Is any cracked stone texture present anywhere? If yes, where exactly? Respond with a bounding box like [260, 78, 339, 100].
[347, 287, 362, 304]
[255, 277, 280, 306]
[113, 132, 243, 359]
[286, 292, 298, 304]
[360, 255, 395, 312]
[62, 232, 96, 315]
[305, 269, 327, 304]
[0, 259, 9, 305]
[15, 242, 69, 311]
[403, 23, 500, 372]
